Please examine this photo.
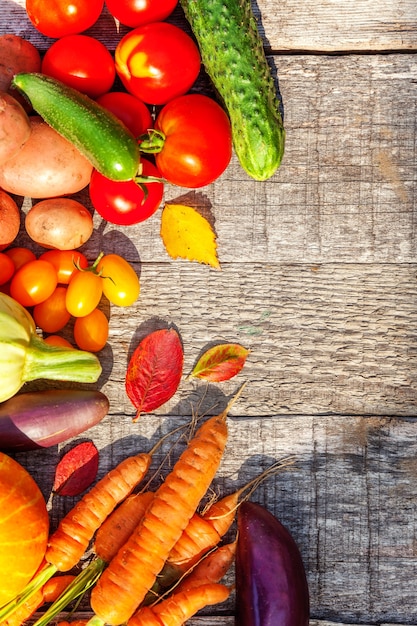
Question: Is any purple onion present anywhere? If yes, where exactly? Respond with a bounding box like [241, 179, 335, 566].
[0, 388, 109, 450]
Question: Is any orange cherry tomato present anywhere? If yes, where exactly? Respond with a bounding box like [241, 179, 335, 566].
[4, 247, 36, 271]
[0, 252, 15, 285]
[44, 335, 74, 349]
[33, 286, 71, 333]
[10, 259, 58, 306]
[39, 249, 89, 284]
[66, 270, 103, 317]
[73, 308, 109, 352]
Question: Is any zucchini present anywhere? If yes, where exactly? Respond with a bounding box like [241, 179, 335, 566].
[12, 73, 140, 181]
[179, 0, 285, 181]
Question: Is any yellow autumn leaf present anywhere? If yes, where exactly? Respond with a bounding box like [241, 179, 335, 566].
[160, 203, 220, 269]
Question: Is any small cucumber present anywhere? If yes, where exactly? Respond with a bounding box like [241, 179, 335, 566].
[179, 0, 285, 181]
[12, 72, 140, 181]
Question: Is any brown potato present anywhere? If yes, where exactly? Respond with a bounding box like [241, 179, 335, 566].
[25, 198, 94, 250]
[0, 35, 41, 93]
[0, 92, 31, 166]
[0, 117, 93, 198]
[0, 190, 20, 251]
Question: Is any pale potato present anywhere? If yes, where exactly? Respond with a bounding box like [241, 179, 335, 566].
[0, 117, 93, 198]
[0, 92, 31, 166]
[25, 198, 94, 250]
[0, 34, 41, 93]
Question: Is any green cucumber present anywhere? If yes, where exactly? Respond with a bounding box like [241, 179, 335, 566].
[179, 0, 285, 181]
[12, 73, 140, 181]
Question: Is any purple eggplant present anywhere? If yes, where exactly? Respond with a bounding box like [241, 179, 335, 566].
[0, 389, 109, 451]
[236, 501, 310, 626]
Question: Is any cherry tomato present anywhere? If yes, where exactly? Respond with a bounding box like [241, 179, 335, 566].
[105, 0, 178, 27]
[0, 253, 15, 285]
[66, 270, 103, 317]
[89, 158, 163, 226]
[41, 35, 115, 99]
[33, 286, 71, 333]
[97, 254, 140, 307]
[5, 247, 36, 271]
[39, 250, 89, 285]
[96, 92, 152, 138]
[10, 259, 58, 307]
[154, 94, 232, 188]
[74, 308, 108, 352]
[115, 22, 201, 105]
[44, 335, 74, 349]
[26, 0, 104, 38]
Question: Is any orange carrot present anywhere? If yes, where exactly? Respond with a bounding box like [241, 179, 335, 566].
[47, 423, 189, 576]
[127, 583, 231, 626]
[174, 541, 237, 594]
[46, 452, 154, 573]
[41, 575, 78, 603]
[166, 456, 295, 573]
[33, 493, 155, 626]
[93, 491, 154, 563]
[3, 575, 75, 626]
[88, 388, 244, 626]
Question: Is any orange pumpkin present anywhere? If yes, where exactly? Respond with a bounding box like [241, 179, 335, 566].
[0, 452, 49, 605]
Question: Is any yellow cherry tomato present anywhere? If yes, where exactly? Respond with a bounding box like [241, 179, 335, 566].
[66, 270, 103, 317]
[97, 254, 140, 307]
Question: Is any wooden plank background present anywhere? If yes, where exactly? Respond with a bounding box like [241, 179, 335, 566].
[2, 0, 417, 624]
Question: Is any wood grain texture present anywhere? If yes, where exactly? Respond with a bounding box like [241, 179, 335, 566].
[19, 261, 417, 418]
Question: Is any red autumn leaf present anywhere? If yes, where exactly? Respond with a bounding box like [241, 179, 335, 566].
[53, 441, 99, 497]
[125, 327, 184, 420]
[190, 343, 250, 382]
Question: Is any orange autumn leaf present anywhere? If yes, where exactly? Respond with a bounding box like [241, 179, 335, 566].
[160, 203, 220, 269]
[190, 343, 250, 382]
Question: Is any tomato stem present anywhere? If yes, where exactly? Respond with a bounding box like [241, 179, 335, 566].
[138, 128, 166, 154]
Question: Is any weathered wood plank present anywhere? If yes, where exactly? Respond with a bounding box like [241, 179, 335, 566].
[16, 412, 417, 623]
[20, 261, 417, 417]
[2, 0, 417, 52]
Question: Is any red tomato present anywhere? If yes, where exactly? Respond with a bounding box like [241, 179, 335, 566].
[66, 271, 103, 317]
[5, 247, 36, 271]
[0, 252, 16, 285]
[105, 0, 178, 27]
[89, 158, 164, 225]
[74, 308, 108, 352]
[26, 0, 104, 38]
[33, 286, 71, 333]
[41, 35, 115, 99]
[39, 250, 89, 285]
[115, 22, 201, 105]
[96, 92, 152, 138]
[153, 94, 232, 188]
[10, 259, 58, 307]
